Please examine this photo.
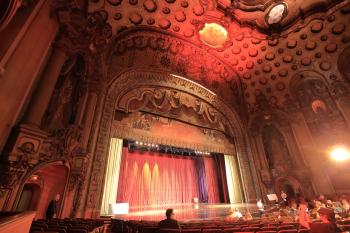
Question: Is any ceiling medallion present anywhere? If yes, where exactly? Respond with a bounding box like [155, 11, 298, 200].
[199, 23, 228, 48]
[266, 3, 288, 25]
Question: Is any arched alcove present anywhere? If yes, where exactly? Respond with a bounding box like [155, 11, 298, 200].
[16, 183, 41, 212]
[14, 162, 69, 219]
[261, 124, 293, 171]
[290, 70, 349, 147]
[338, 46, 350, 82]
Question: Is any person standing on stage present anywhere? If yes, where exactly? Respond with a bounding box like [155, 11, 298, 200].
[46, 194, 60, 220]
[159, 209, 181, 230]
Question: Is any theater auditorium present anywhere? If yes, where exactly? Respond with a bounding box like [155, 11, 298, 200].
[1, 0, 350, 232]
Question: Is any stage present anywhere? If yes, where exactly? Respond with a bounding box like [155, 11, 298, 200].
[111, 203, 259, 221]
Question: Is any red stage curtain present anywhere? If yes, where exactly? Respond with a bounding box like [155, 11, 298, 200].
[117, 148, 201, 206]
[204, 157, 221, 203]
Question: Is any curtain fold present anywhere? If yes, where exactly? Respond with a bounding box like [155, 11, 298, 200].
[117, 149, 201, 206]
[224, 154, 244, 203]
[195, 157, 209, 203]
[204, 157, 221, 203]
[100, 138, 123, 215]
[213, 154, 230, 203]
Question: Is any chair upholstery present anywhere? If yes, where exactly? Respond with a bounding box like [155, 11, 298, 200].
[256, 231, 277, 233]
[223, 227, 242, 232]
[261, 227, 277, 231]
[278, 225, 295, 231]
[278, 230, 297, 233]
[159, 229, 181, 233]
[202, 229, 223, 233]
[181, 229, 201, 233]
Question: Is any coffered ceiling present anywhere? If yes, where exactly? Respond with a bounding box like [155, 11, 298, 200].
[87, 0, 350, 115]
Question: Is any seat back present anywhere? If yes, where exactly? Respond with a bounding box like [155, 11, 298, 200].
[159, 229, 181, 233]
[223, 227, 242, 233]
[181, 229, 201, 233]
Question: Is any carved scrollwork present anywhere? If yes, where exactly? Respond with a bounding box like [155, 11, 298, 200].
[220, 0, 347, 34]
[110, 28, 245, 114]
[117, 87, 234, 137]
[44, 124, 84, 159]
[0, 124, 87, 198]
[55, 8, 112, 55]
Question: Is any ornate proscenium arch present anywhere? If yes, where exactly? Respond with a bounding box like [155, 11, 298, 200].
[85, 70, 260, 214]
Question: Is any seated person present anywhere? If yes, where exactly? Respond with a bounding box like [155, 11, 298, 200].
[159, 209, 181, 230]
[311, 207, 342, 233]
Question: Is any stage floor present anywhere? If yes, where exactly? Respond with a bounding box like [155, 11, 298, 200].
[112, 203, 258, 221]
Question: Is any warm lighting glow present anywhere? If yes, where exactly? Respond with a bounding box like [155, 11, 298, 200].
[330, 145, 350, 161]
[199, 23, 228, 48]
[30, 174, 39, 181]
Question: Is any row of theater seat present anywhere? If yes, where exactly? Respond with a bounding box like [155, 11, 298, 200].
[118, 220, 308, 233]
[30, 218, 105, 233]
[116, 218, 350, 233]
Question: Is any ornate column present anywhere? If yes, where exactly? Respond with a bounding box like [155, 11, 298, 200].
[289, 111, 334, 195]
[331, 80, 350, 127]
[23, 47, 67, 127]
[66, 83, 101, 218]
[249, 130, 273, 200]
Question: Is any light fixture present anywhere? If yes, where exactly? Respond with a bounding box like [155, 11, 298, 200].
[30, 174, 39, 181]
[330, 145, 350, 162]
[199, 22, 228, 48]
[266, 3, 287, 25]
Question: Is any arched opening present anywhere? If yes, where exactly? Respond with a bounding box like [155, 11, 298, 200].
[87, 70, 257, 216]
[274, 177, 302, 200]
[16, 163, 69, 219]
[261, 124, 293, 170]
[16, 183, 41, 212]
[290, 71, 349, 148]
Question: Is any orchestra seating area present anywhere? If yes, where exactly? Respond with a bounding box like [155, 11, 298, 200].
[111, 218, 350, 233]
[29, 218, 105, 233]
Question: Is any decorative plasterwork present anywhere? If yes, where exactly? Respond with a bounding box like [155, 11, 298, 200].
[93, 1, 350, 115]
[111, 112, 235, 154]
[109, 27, 246, 116]
[0, 124, 88, 210]
[221, 0, 345, 34]
[116, 87, 235, 137]
[109, 71, 242, 138]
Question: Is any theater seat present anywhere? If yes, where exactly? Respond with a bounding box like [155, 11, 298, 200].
[68, 230, 87, 233]
[256, 231, 277, 233]
[278, 230, 297, 233]
[30, 227, 44, 232]
[181, 229, 201, 233]
[202, 229, 223, 233]
[159, 229, 181, 233]
[242, 226, 260, 232]
[143, 226, 160, 233]
[223, 227, 242, 232]
[232, 232, 254, 233]
[261, 227, 277, 231]
[47, 228, 67, 233]
[278, 225, 295, 231]
[297, 229, 309, 233]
